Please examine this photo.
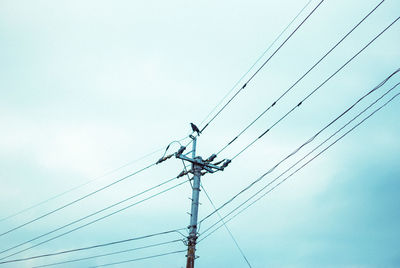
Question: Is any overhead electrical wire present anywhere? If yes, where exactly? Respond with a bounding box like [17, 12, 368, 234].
[0, 167, 190, 257]
[0, 179, 189, 261]
[200, 183, 252, 268]
[0, 134, 188, 224]
[200, 68, 400, 225]
[183, 0, 316, 148]
[0, 150, 153, 223]
[0, 229, 185, 265]
[159, 139, 186, 159]
[199, 0, 325, 134]
[19, 10, 394, 265]
[2, 2, 395, 266]
[215, 0, 386, 156]
[199, 82, 400, 241]
[201, 89, 400, 241]
[89, 249, 187, 268]
[0, 162, 158, 238]
[199, 0, 314, 128]
[0, 0, 323, 254]
[230, 15, 399, 161]
[32, 239, 183, 268]
[0, 137, 188, 237]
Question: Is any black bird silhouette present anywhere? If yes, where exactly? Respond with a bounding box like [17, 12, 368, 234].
[190, 123, 201, 136]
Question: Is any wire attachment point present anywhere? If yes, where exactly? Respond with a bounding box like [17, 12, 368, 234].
[175, 146, 187, 157]
[205, 154, 217, 162]
[177, 170, 191, 178]
[156, 154, 173, 165]
[220, 159, 232, 170]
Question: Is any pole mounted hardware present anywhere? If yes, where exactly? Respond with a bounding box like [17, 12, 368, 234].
[176, 124, 232, 268]
[176, 151, 228, 174]
[156, 153, 174, 165]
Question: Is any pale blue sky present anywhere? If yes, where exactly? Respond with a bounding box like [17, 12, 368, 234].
[0, 0, 399, 267]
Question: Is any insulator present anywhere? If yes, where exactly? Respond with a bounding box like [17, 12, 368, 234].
[221, 159, 232, 170]
[206, 154, 217, 162]
[213, 159, 225, 165]
[176, 146, 186, 156]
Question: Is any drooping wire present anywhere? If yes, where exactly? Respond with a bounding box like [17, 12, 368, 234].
[0, 136, 188, 224]
[200, 183, 252, 268]
[200, 83, 400, 241]
[0, 179, 189, 261]
[200, 0, 325, 134]
[215, 0, 386, 156]
[231, 16, 400, 161]
[159, 139, 185, 159]
[0, 228, 185, 265]
[200, 69, 400, 225]
[89, 249, 187, 268]
[31, 239, 183, 268]
[0, 168, 190, 257]
[199, 0, 314, 128]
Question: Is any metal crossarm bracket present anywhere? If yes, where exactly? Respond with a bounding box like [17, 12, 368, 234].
[176, 154, 224, 172]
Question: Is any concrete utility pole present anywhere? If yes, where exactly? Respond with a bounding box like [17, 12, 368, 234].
[175, 133, 231, 268]
[186, 136, 200, 268]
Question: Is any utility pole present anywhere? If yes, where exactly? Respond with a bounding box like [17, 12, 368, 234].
[186, 136, 200, 268]
[175, 133, 231, 268]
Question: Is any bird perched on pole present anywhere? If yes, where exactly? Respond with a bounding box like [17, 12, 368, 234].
[190, 123, 201, 136]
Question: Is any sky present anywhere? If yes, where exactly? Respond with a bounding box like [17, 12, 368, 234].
[0, 0, 399, 267]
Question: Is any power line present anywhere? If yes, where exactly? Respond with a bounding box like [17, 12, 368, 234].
[0, 135, 188, 224]
[0, 228, 185, 265]
[32, 239, 183, 268]
[3, 4, 395, 267]
[159, 138, 187, 159]
[215, 0, 386, 156]
[0, 162, 159, 238]
[230, 15, 399, 161]
[0, 169, 190, 257]
[89, 249, 187, 268]
[199, 0, 325, 134]
[201, 183, 252, 268]
[200, 83, 400, 241]
[183, 0, 316, 149]
[200, 68, 400, 225]
[201, 88, 400, 241]
[0, 0, 324, 254]
[0, 179, 189, 261]
[199, 0, 314, 128]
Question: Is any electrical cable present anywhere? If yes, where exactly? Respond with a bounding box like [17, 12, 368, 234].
[0, 136, 188, 224]
[199, 83, 400, 241]
[201, 183, 252, 268]
[0, 228, 185, 265]
[230, 15, 399, 161]
[200, 68, 400, 225]
[0, 162, 159, 239]
[89, 249, 187, 268]
[159, 139, 185, 159]
[215, 0, 386, 156]
[31, 239, 183, 268]
[0, 150, 154, 223]
[0, 168, 190, 257]
[199, 0, 314, 128]
[0, 179, 189, 261]
[200, 0, 325, 134]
